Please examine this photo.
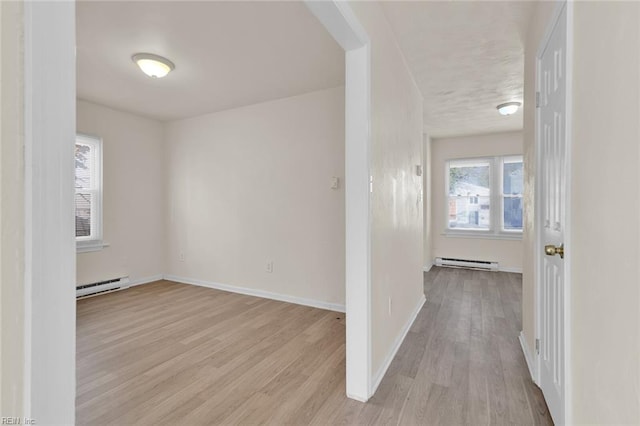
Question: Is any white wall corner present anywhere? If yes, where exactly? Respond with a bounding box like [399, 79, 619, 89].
[164, 275, 346, 313]
[369, 294, 426, 398]
[304, 0, 369, 50]
[423, 263, 433, 272]
[345, 392, 368, 403]
[304, 0, 371, 404]
[128, 274, 164, 288]
[519, 331, 538, 383]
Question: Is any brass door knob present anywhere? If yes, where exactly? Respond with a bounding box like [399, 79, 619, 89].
[544, 244, 564, 259]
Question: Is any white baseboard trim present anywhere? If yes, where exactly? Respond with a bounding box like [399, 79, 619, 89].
[128, 274, 164, 287]
[346, 393, 368, 403]
[519, 331, 538, 383]
[499, 267, 523, 274]
[164, 274, 346, 313]
[423, 263, 433, 272]
[370, 294, 426, 398]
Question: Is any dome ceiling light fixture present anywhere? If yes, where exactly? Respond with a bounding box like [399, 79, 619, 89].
[496, 101, 522, 116]
[132, 53, 175, 78]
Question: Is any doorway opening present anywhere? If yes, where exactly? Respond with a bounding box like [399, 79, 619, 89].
[23, 1, 372, 421]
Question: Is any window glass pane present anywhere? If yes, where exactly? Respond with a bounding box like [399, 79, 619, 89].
[448, 161, 491, 230]
[449, 162, 490, 196]
[448, 195, 490, 230]
[76, 193, 92, 237]
[503, 196, 523, 230]
[503, 158, 523, 231]
[503, 160, 523, 195]
[75, 143, 93, 190]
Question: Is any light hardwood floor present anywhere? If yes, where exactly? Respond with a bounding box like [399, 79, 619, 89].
[76, 268, 552, 425]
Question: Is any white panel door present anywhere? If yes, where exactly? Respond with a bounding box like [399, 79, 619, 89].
[538, 3, 567, 424]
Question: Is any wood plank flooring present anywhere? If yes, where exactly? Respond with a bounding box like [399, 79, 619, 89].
[76, 268, 553, 425]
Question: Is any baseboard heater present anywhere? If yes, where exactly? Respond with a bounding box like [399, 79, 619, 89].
[435, 257, 499, 271]
[76, 276, 130, 299]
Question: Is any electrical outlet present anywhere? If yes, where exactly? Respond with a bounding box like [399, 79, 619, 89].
[179, 252, 185, 262]
[266, 261, 274, 273]
[388, 297, 392, 315]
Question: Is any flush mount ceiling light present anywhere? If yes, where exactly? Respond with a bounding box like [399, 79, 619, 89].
[132, 53, 175, 78]
[497, 101, 522, 116]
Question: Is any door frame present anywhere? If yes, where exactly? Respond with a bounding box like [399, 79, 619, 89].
[23, 1, 76, 422]
[534, 1, 573, 424]
[21, 1, 373, 422]
[304, 1, 373, 401]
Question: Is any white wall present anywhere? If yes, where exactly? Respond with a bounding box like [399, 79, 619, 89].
[431, 131, 523, 271]
[570, 2, 639, 422]
[423, 134, 432, 269]
[76, 100, 165, 285]
[1, 0, 25, 415]
[164, 87, 345, 307]
[349, 1, 424, 381]
[24, 1, 76, 422]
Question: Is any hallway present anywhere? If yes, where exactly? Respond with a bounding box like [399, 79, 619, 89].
[327, 267, 553, 424]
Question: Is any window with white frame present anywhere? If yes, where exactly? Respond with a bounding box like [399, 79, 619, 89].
[501, 156, 524, 231]
[447, 158, 492, 230]
[446, 155, 523, 237]
[75, 134, 103, 249]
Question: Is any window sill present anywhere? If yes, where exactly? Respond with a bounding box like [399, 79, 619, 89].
[442, 231, 522, 241]
[77, 241, 109, 253]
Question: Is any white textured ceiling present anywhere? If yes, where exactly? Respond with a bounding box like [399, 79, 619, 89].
[76, 1, 344, 121]
[381, 1, 534, 138]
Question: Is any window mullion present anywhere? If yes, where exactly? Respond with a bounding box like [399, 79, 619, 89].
[492, 156, 499, 234]
[499, 156, 507, 234]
